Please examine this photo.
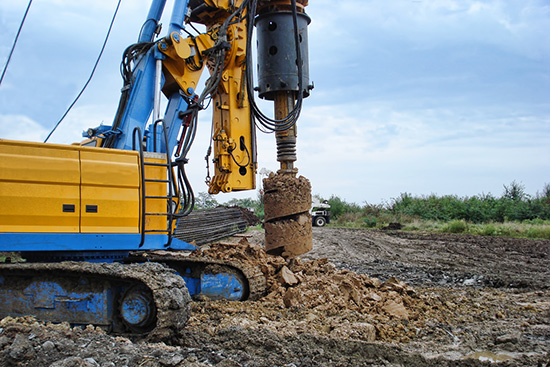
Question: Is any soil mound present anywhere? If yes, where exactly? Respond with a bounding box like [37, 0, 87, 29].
[192, 238, 438, 343]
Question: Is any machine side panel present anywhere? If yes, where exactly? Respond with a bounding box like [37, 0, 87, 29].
[80, 150, 141, 233]
[0, 140, 80, 233]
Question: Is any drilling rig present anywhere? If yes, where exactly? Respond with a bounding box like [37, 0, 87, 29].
[0, 0, 312, 337]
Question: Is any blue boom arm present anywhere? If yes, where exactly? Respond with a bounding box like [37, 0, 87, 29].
[87, 0, 194, 156]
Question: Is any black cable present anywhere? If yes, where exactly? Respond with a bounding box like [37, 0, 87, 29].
[185, 36, 204, 71]
[44, 0, 122, 143]
[102, 41, 154, 148]
[229, 143, 251, 168]
[197, 0, 249, 105]
[0, 0, 33, 87]
[138, 18, 161, 42]
[188, 22, 202, 36]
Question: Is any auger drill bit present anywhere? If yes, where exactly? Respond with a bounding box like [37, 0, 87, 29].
[255, 1, 313, 258]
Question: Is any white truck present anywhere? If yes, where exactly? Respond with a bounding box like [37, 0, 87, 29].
[311, 200, 331, 227]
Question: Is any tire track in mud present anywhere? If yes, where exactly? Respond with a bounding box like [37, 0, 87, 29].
[306, 228, 550, 289]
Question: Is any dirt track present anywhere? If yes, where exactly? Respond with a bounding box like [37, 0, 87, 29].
[306, 228, 549, 289]
[1, 228, 549, 366]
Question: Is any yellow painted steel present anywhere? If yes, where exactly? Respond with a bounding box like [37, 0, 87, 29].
[0, 139, 143, 234]
[80, 150, 140, 233]
[206, 21, 256, 193]
[159, 33, 209, 97]
[160, 3, 256, 195]
[0, 140, 80, 233]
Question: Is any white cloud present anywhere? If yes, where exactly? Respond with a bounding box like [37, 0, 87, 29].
[0, 114, 48, 142]
[308, 0, 550, 59]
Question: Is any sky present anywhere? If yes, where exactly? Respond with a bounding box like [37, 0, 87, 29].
[1, 0, 549, 205]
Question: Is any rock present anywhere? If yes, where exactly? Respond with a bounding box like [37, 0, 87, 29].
[367, 292, 382, 302]
[283, 288, 303, 308]
[364, 277, 382, 288]
[279, 266, 299, 286]
[42, 340, 56, 352]
[217, 360, 242, 367]
[381, 276, 415, 295]
[382, 300, 410, 320]
[83, 358, 100, 366]
[8, 333, 35, 361]
[50, 356, 98, 367]
[0, 335, 9, 349]
[495, 333, 520, 344]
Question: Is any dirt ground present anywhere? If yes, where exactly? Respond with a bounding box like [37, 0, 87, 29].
[1, 228, 549, 366]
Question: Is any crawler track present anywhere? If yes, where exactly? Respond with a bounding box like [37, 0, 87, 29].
[0, 261, 191, 340]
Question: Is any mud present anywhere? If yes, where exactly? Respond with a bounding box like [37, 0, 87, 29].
[263, 173, 312, 257]
[1, 228, 548, 366]
[304, 229, 550, 289]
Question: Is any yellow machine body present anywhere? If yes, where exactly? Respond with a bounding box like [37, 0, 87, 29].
[0, 139, 169, 235]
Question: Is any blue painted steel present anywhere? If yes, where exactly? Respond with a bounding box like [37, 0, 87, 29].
[120, 289, 152, 327]
[0, 233, 197, 253]
[111, 26, 192, 156]
[139, 0, 168, 43]
[175, 270, 244, 300]
[0, 280, 114, 326]
[200, 272, 245, 301]
[101, 0, 191, 154]
[180, 275, 200, 296]
[168, 0, 189, 35]
[81, 124, 112, 138]
[160, 92, 190, 154]
[112, 59, 157, 151]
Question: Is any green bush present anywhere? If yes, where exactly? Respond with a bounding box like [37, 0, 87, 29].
[327, 195, 362, 219]
[442, 220, 468, 234]
[525, 226, 550, 240]
[478, 223, 496, 236]
[363, 216, 378, 228]
[220, 182, 550, 240]
[389, 182, 550, 224]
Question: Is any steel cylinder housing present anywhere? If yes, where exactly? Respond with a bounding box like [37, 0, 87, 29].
[256, 11, 311, 100]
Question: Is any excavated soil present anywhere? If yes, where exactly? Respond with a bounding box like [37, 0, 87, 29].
[1, 228, 549, 366]
[263, 174, 312, 257]
[262, 174, 312, 222]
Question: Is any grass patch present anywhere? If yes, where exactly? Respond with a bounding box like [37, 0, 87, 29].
[0, 252, 24, 263]
[331, 216, 550, 240]
[441, 220, 469, 234]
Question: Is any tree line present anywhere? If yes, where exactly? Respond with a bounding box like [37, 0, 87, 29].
[328, 181, 550, 224]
